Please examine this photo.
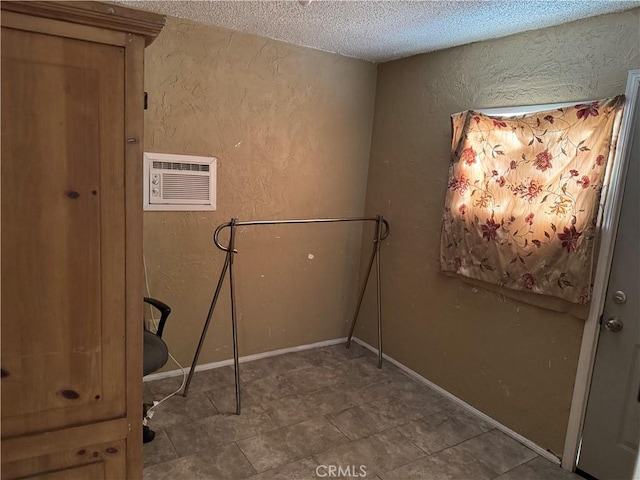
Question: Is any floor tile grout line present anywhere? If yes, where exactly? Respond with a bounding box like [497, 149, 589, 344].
[161, 404, 283, 457]
[142, 446, 207, 470]
[251, 457, 316, 479]
[141, 429, 180, 469]
[258, 377, 396, 429]
[322, 427, 430, 475]
[255, 374, 368, 410]
[260, 405, 288, 435]
[162, 427, 182, 459]
[324, 412, 359, 441]
[452, 444, 506, 478]
[360, 425, 430, 476]
[323, 402, 391, 441]
[202, 388, 221, 414]
[242, 401, 356, 474]
[497, 454, 542, 476]
[373, 447, 429, 477]
[234, 441, 259, 477]
[392, 424, 432, 457]
[453, 428, 540, 476]
[143, 442, 260, 478]
[142, 454, 182, 471]
[391, 418, 499, 458]
[381, 442, 501, 480]
[232, 410, 337, 449]
[245, 424, 350, 475]
[310, 424, 433, 478]
[308, 375, 379, 395]
[442, 426, 499, 453]
[307, 431, 357, 467]
[323, 413, 353, 443]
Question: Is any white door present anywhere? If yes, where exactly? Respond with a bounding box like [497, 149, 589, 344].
[578, 91, 639, 479]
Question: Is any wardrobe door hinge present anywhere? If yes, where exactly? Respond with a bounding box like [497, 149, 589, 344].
[144, 92, 148, 110]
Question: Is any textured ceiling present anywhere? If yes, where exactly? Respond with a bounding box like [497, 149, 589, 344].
[119, 1, 640, 63]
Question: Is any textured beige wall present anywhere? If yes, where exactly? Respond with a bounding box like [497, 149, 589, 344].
[143, 18, 377, 370]
[356, 9, 640, 456]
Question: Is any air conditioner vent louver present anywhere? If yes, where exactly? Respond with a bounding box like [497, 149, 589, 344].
[152, 161, 210, 172]
[162, 174, 210, 200]
[144, 153, 217, 211]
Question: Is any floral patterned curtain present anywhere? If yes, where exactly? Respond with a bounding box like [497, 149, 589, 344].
[440, 96, 624, 304]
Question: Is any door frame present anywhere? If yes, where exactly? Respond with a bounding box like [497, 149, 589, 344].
[562, 69, 640, 471]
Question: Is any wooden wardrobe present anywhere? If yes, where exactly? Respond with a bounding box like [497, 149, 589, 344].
[1, 2, 164, 478]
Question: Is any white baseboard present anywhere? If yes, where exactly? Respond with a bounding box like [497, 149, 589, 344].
[352, 337, 561, 465]
[143, 337, 348, 382]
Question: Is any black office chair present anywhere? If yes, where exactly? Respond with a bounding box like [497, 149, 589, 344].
[143, 297, 171, 443]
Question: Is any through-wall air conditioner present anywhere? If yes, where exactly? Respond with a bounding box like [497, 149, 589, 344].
[143, 152, 217, 211]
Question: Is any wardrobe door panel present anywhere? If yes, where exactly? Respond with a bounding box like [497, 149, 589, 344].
[1, 27, 126, 437]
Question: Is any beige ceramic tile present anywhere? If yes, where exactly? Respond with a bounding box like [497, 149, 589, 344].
[166, 405, 278, 456]
[457, 429, 538, 475]
[248, 457, 320, 480]
[204, 381, 261, 414]
[240, 353, 315, 383]
[496, 456, 582, 480]
[262, 383, 359, 427]
[142, 443, 255, 480]
[143, 429, 179, 467]
[381, 446, 497, 480]
[396, 407, 492, 454]
[314, 428, 425, 478]
[237, 417, 348, 472]
[281, 365, 353, 392]
[326, 405, 388, 440]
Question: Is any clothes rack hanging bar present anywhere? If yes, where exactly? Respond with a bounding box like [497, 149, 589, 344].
[183, 215, 389, 415]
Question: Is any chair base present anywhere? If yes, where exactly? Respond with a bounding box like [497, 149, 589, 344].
[143, 425, 156, 443]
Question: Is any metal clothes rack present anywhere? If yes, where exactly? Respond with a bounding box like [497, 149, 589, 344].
[182, 215, 390, 415]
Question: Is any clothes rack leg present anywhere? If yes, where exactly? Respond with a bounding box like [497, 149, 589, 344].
[375, 215, 383, 369]
[183, 251, 231, 397]
[228, 219, 242, 415]
[346, 217, 381, 353]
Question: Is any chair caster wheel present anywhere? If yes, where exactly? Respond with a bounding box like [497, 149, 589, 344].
[143, 425, 156, 443]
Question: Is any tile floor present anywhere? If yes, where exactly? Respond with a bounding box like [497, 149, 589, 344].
[143, 343, 581, 480]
